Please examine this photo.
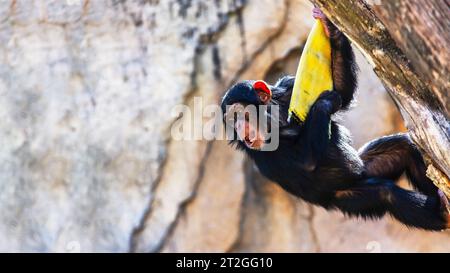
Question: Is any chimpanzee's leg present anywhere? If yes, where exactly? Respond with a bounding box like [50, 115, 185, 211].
[358, 133, 438, 197]
[333, 178, 449, 231]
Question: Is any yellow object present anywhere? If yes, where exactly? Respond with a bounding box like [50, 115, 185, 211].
[289, 20, 333, 122]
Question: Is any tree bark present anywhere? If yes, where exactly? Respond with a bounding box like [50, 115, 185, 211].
[310, 0, 450, 194]
[373, 0, 450, 114]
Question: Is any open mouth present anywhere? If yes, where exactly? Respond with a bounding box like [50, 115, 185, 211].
[235, 117, 265, 150]
[224, 103, 266, 150]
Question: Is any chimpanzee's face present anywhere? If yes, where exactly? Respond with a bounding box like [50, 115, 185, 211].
[221, 80, 273, 150]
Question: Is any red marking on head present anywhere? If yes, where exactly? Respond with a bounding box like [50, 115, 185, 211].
[252, 80, 271, 96]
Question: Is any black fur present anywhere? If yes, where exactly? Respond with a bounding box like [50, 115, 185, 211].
[221, 21, 448, 231]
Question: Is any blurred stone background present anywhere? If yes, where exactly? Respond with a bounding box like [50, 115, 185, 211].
[0, 0, 448, 252]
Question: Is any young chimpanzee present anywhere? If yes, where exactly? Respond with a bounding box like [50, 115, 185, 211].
[220, 8, 449, 230]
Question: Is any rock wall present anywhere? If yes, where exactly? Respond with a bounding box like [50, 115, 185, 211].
[0, 0, 448, 252]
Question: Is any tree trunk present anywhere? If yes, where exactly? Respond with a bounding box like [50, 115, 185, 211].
[310, 0, 450, 194]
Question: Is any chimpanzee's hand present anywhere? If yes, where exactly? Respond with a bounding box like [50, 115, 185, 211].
[313, 7, 330, 37]
[316, 90, 342, 114]
[312, 7, 341, 42]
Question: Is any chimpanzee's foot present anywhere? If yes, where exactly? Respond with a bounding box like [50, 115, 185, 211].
[438, 189, 450, 229]
[439, 189, 450, 213]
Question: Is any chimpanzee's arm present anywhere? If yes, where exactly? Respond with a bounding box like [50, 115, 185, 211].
[314, 8, 358, 110]
[298, 90, 342, 171]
